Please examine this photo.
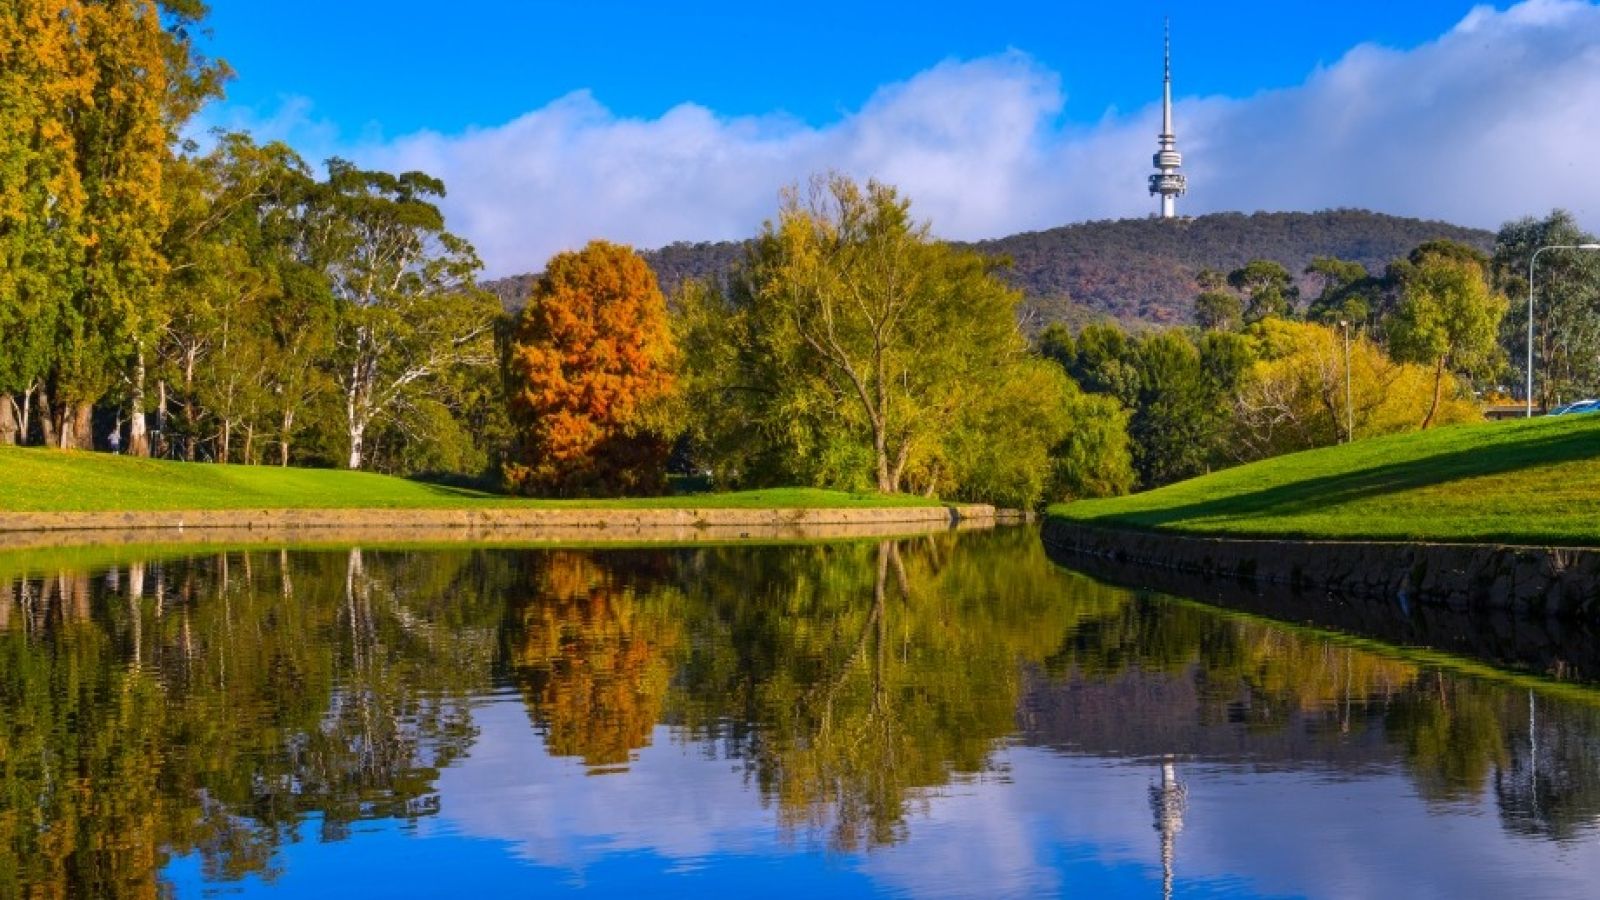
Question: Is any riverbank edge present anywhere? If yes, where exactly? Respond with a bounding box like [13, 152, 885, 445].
[0, 504, 1002, 550]
[1041, 516, 1600, 615]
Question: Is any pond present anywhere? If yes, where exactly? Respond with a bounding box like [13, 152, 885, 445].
[3, 529, 1599, 898]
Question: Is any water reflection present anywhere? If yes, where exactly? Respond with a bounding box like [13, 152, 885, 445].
[1, 531, 1599, 896]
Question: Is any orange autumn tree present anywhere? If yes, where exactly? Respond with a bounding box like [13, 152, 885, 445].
[503, 240, 677, 495]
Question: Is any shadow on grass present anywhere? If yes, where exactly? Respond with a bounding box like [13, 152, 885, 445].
[1094, 425, 1600, 530]
[404, 471, 506, 499]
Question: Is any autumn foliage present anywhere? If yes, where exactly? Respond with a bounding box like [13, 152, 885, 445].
[507, 553, 681, 766]
[503, 241, 677, 495]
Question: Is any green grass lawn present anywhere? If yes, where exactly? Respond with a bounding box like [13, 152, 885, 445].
[0, 446, 942, 512]
[1051, 414, 1600, 545]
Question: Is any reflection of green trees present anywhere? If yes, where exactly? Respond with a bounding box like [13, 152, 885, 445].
[0, 549, 503, 897]
[10, 536, 1600, 896]
[666, 528, 1117, 849]
[1041, 593, 1600, 822]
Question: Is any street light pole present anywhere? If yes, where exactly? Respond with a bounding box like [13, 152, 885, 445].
[1528, 244, 1600, 417]
[1339, 320, 1354, 442]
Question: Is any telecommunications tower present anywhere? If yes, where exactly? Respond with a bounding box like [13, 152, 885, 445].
[1148, 19, 1187, 218]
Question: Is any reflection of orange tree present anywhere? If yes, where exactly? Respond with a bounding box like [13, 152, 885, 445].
[506, 552, 684, 767]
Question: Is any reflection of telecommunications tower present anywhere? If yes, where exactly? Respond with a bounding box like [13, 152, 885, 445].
[1149, 757, 1187, 900]
[1148, 19, 1188, 218]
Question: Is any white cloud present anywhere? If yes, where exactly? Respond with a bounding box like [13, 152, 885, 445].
[203, 0, 1600, 278]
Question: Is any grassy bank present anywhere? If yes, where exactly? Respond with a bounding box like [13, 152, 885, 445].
[0, 446, 941, 512]
[1051, 414, 1600, 545]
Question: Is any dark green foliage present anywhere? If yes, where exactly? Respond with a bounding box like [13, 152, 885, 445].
[1303, 256, 1377, 324]
[1128, 331, 1225, 486]
[1035, 323, 1076, 370]
[1194, 291, 1243, 331]
[1229, 259, 1299, 322]
[1068, 323, 1139, 404]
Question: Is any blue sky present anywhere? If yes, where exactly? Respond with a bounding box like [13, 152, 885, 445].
[197, 1, 1600, 277]
[203, 1, 1494, 138]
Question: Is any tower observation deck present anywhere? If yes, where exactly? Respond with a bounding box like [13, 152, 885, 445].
[1148, 20, 1187, 219]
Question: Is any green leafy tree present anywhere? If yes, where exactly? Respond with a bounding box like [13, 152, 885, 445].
[1068, 322, 1140, 405]
[160, 134, 325, 461]
[1051, 382, 1135, 499]
[1492, 210, 1600, 410]
[316, 161, 498, 469]
[1035, 322, 1076, 370]
[1128, 331, 1221, 486]
[1194, 291, 1243, 331]
[1303, 256, 1374, 325]
[1386, 254, 1507, 428]
[680, 174, 1057, 502]
[1229, 259, 1299, 323]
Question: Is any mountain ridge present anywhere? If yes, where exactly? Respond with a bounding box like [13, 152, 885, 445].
[484, 209, 1495, 330]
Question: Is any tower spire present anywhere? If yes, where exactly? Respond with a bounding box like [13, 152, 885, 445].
[1162, 18, 1172, 134]
[1149, 17, 1187, 218]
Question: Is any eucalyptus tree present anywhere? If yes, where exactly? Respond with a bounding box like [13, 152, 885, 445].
[1229, 259, 1299, 322]
[314, 161, 498, 469]
[161, 135, 319, 460]
[1492, 211, 1600, 409]
[1303, 256, 1375, 325]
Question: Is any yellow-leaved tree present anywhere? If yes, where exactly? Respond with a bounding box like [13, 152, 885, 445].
[1232, 319, 1480, 460]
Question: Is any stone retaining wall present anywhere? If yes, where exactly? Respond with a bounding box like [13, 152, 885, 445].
[0, 504, 996, 550]
[1042, 517, 1600, 616]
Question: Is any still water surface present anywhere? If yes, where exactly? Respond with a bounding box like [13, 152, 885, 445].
[3, 529, 1600, 898]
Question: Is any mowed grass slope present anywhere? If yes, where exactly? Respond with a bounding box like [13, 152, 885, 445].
[1052, 414, 1600, 545]
[0, 447, 940, 512]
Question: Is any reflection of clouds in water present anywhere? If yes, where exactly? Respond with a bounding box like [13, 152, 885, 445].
[430, 699, 1600, 898]
[426, 699, 777, 871]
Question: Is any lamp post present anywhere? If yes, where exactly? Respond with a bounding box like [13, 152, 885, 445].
[1339, 320, 1354, 442]
[1527, 243, 1600, 417]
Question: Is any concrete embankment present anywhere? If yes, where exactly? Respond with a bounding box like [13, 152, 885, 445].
[1042, 517, 1600, 616]
[0, 504, 997, 551]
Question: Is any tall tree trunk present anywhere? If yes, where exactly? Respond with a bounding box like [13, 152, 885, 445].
[279, 407, 294, 466]
[0, 394, 18, 445]
[35, 387, 55, 448]
[243, 423, 254, 465]
[872, 352, 892, 492]
[1422, 356, 1446, 430]
[345, 362, 369, 469]
[129, 342, 149, 457]
[347, 412, 365, 469]
[220, 418, 231, 464]
[66, 402, 93, 450]
[183, 346, 197, 461]
[156, 378, 168, 458]
[18, 382, 33, 445]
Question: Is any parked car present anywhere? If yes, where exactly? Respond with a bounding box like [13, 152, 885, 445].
[1548, 399, 1600, 415]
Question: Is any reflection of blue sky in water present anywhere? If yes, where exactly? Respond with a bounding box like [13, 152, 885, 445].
[164, 694, 1600, 898]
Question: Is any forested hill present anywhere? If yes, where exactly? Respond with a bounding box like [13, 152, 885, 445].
[485, 210, 1494, 329]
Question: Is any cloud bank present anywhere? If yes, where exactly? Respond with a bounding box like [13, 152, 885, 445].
[215, 0, 1600, 277]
